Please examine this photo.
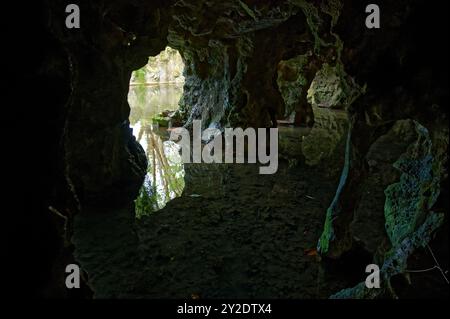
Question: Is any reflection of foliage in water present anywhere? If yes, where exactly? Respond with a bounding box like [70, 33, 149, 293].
[135, 176, 159, 218]
[128, 84, 183, 126]
[128, 70, 185, 218]
[134, 121, 185, 218]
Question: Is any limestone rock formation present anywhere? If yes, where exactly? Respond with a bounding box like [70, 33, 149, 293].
[130, 47, 185, 84]
[307, 63, 345, 109]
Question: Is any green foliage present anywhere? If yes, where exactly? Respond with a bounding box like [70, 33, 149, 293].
[135, 183, 159, 219]
[152, 115, 171, 127]
[134, 67, 147, 84]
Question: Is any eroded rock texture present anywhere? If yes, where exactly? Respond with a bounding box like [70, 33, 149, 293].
[317, 0, 449, 260]
[169, 2, 301, 128]
[130, 46, 185, 84]
[315, 0, 449, 298]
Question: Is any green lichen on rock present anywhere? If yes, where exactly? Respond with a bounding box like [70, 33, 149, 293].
[307, 62, 363, 110]
[330, 120, 445, 299]
[384, 121, 440, 247]
[307, 63, 344, 108]
[331, 211, 444, 299]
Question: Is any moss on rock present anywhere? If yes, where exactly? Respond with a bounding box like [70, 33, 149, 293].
[330, 120, 446, 298]
[384, 121, 440, 247]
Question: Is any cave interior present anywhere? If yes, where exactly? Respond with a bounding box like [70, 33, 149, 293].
[5, 0, 449, 299]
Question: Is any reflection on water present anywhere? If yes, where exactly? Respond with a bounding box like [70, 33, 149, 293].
[128, 84, 183, 126]
[301, 106, 348, 166]
[128, 84, 185, 218]
[278, 106, 349, 179]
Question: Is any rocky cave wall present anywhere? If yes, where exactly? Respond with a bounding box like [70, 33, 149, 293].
[317, 0, 449, 256]
[168, 1, 305, 128]
[7, 0, 448, 297]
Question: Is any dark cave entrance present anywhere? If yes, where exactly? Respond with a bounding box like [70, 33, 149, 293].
[128, 46, 186, 217]
[28, 0, 447, 299]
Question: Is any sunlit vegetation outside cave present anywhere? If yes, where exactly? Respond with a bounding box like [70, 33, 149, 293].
[128, 47, 186, 218]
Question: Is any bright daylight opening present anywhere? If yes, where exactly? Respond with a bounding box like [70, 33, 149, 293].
[128, 46, 186, 218]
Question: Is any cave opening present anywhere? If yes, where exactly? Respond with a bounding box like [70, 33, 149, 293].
[128, 46, 186, 217]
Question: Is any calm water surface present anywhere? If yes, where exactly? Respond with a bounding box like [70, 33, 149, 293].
[128, 84, 185, 217]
